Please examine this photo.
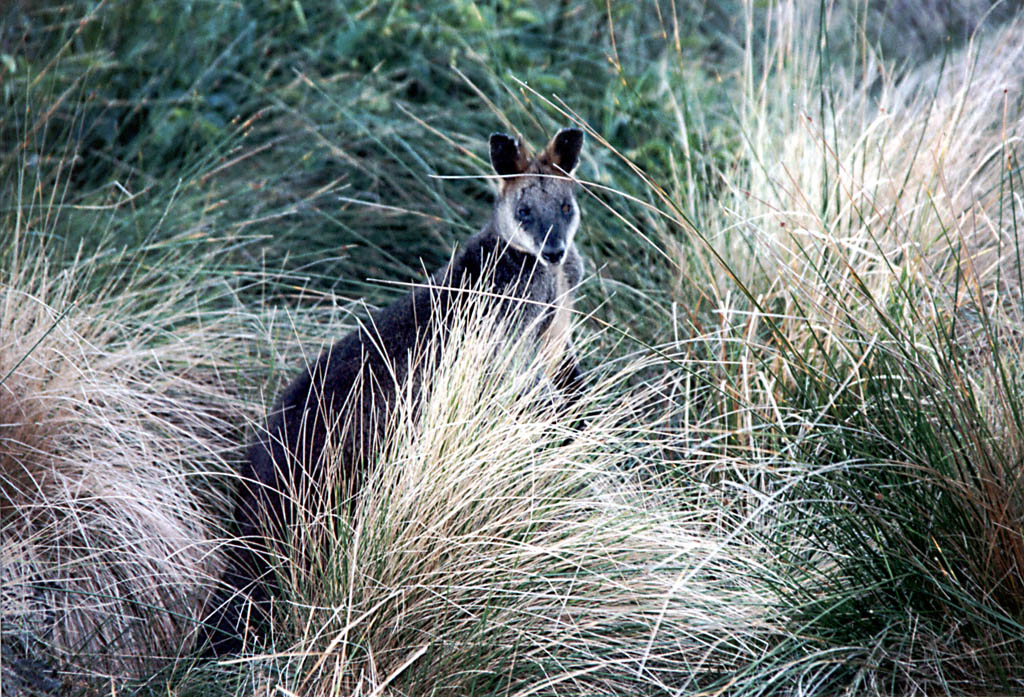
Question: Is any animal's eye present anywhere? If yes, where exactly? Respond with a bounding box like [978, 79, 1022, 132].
[517, 205, 531, 220]
[561, 201, 573, 215]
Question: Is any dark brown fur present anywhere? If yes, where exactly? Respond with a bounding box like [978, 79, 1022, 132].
[204, 128, 586, 654]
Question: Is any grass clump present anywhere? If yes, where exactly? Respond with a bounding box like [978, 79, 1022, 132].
[207, 295, 789, 697]
[0, 226, 260, 681]
[664, 4, 1024, 692]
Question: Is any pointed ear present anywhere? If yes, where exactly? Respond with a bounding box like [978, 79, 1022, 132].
[545, 127, 584, 175]
[489, 133, 528, 177]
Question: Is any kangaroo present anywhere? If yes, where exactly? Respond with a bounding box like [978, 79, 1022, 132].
[205, 127, 586, 654]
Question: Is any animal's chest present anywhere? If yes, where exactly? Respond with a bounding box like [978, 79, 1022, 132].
[539, 266, 573, 373]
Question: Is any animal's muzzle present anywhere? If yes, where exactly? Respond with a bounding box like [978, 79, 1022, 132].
[542, 244, 566, 265]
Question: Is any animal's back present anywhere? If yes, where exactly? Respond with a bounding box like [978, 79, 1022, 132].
[240, 271, 431, 544]
[238, 225, 577, 536]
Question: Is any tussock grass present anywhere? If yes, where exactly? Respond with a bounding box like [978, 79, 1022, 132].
[728, 9, 1023, 330]
[0, 230, 260, 679]
[216, 292, 789, 697]
[654, 3, 1024, 691]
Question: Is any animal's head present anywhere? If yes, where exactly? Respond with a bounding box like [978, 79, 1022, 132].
[489, 127, 584, 265]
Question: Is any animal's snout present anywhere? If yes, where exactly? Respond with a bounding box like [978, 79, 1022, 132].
[542, 244, 566, 265]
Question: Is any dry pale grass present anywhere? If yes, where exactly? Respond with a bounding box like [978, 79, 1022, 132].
[720, 0, 1024, 493]
[224, 289, 788, 697]
[678, 4, 1024, 501]
[658, 2, 1024, 688]
[0, 235, 254, 680]
[717, 5, 1024, 343]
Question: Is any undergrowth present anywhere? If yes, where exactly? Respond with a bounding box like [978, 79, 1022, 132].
[2, 0, 1023, 695]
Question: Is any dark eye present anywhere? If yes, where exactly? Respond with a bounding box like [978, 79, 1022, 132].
[561, 201, 573, 216]
[516, 205, 531, 220]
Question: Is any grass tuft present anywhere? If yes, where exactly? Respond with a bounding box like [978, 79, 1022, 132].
[0, 227, 259, 679]
[218, 292, 790, 696]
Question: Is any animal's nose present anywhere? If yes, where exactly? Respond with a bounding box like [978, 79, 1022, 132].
[542, 244, 566, 265]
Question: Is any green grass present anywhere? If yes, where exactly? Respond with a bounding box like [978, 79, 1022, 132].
[2, 0, 1023, 694]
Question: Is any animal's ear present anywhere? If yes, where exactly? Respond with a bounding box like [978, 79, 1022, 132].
[545, 127, 584, 175]
[489, 132, 528, 177]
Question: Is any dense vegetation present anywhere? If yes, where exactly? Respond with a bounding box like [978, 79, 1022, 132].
[2, 0, 1023, 695]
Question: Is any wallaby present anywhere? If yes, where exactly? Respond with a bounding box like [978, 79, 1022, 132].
[205, 127, 586, 654]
